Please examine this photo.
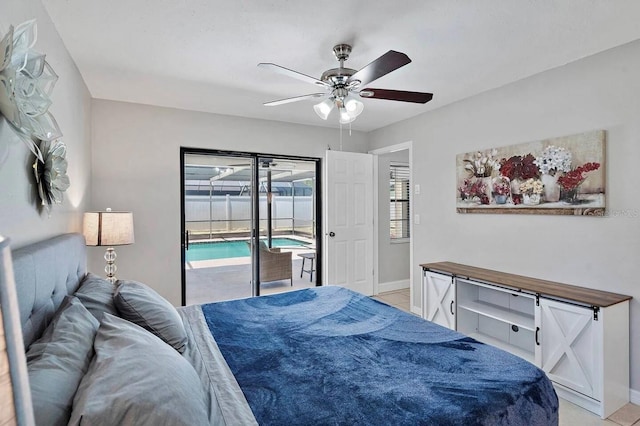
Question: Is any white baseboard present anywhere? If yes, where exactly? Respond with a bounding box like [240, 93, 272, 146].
[378, 279, 410, 294]
[630, 388, 640, 405]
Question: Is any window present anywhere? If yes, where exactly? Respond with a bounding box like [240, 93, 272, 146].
[389, 164, 410, 240]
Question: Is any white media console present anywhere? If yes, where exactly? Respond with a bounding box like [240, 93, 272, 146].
[421, 261, 631, 419]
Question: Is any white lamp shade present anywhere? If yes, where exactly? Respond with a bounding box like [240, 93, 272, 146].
[83, 211, 135, 246]
[344, 97, 364, 117]
[339, 97, 364, 124]
[339, 107, 356, 124]
[313, 98, 334, 120]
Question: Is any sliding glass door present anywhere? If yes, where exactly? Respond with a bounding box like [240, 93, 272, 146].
[180, 149, 321, 306]
[182, 152, 256, 304]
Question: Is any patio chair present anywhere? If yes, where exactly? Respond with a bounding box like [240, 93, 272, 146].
[248, 241, 293, 286]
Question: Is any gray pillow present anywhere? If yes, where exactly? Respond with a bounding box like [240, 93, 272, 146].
[27, 296, 100, 426]
[114, 279, 187, 353]
[74, 272, 118, 320]
[68, 314, 208, 426]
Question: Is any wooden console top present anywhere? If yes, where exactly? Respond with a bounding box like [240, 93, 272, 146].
[421, 261, 631, 307]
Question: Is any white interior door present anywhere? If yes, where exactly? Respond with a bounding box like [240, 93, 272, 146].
[324, 150, 374, 295]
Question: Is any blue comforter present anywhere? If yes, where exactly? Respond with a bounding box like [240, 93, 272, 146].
[201, 286, 558, 425]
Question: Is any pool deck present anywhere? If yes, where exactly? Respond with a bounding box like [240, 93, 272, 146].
[185, 247, 317, 305]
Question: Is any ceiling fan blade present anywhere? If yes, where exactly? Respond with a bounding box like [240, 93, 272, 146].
[347, 51, 411, 88]
[264, 93, 327, 106]
[359, 88, 433, 104]
[258, 63, 330, 88]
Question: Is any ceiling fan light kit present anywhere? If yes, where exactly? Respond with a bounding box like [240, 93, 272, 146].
[313, 98, 334, 120]
[259, 44, 433, 124]
[338, 108, 351, 124]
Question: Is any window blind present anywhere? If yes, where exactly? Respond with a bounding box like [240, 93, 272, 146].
[389, 164, 410, 239]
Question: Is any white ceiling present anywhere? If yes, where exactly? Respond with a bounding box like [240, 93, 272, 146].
[42, 0, 640, 132]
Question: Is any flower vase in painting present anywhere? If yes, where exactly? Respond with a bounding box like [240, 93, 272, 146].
[458, 178, 489, 205]
[494, 194, 508, 204]
[560, 188, 579, 204]
[534, 146, 572, 203]
[540, 173, 560, 202]
[519, 178, 543, 206]
[462, 149, 499, 204]
[523, 193, 541, 205]
[510, 179, 522, 205]
[492, 177, 510, 205]
[498, 154, 539, 206]
[558, 162, 600, 204]
[479, 177, 492, 204]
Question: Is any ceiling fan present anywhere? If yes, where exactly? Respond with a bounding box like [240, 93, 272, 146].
[258, 44, 433, 124]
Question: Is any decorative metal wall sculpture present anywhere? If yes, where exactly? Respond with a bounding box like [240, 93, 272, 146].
[0, 19, 69, 211]
[33, 139, 69, 212]
[0, 20, 62, 162]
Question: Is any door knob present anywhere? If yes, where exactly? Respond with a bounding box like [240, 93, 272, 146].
[328, 232, 335, 237]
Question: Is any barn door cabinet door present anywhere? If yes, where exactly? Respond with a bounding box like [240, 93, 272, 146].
[536, 299, 602, 399]
[422, 270, 456, 330]
[535, 298, 629, 419]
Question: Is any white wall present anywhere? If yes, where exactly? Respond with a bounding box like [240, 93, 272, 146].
[369, 40, 640, 392]
[377, 150, 410, 287]
[0, 1, 91, 247]
[90, 100, 368, 305]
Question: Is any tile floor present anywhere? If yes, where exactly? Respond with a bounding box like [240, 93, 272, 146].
[372, 287, 412, 312]
[374, 289, 640, 426]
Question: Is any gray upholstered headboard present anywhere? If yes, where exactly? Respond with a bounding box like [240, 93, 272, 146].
[11, 233, 86, 348]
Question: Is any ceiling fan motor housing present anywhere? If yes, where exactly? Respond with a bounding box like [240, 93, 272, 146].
[320, 44, 357, 88]
[321, 44, 360, 97]
[321, 68, 357, 86]
[333, 44, 352, 61]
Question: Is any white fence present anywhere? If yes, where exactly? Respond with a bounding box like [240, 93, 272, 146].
[185, 195, 314, 237]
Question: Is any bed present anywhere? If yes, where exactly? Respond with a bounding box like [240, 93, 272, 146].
[6, 233, 558, 425]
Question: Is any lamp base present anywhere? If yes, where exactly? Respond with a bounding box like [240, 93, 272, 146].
[104, 247, 117, 283]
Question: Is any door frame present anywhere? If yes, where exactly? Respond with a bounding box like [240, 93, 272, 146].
[368, 141, 415, 312]
[180, 147, 323, 306]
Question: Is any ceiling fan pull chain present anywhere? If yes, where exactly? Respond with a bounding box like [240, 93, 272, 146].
[339, 122, 343, 151]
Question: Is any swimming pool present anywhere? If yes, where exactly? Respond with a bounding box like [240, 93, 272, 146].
[186, 238, 309, 262]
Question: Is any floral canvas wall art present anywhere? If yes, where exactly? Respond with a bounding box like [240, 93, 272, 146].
[456, 130, 605, 216]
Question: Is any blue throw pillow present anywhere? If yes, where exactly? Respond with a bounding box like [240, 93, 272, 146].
[114, 279, 187, 353]
[27, 296, 99, 426]
[74, 272, 118, 320]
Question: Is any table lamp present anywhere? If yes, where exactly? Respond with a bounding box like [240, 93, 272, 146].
[83, 208, 134, 283]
